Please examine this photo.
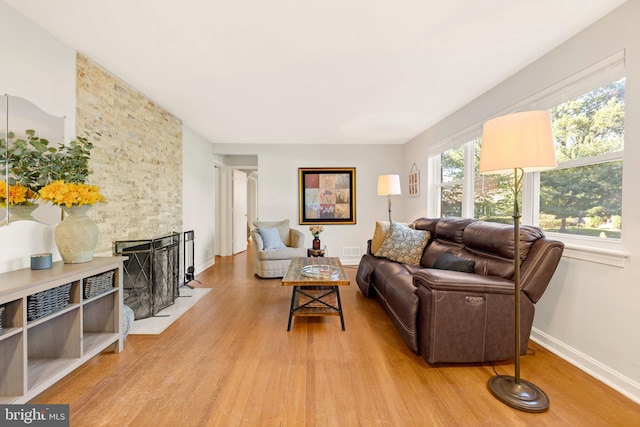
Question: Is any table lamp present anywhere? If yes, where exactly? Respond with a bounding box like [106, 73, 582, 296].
[377, 174, 401, 221]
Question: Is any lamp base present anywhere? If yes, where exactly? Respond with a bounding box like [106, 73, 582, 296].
[488, 375, 550, 413]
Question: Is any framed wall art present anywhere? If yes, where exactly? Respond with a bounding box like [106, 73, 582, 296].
[298, 167, 356, 225]
[408, 163, 420, 197]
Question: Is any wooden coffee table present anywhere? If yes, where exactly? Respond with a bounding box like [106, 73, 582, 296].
[282, 257, 350, 331]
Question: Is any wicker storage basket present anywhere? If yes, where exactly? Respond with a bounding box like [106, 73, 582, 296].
[0, 305, 5, 330]
[84, 271, 115, 299]
[27, 283, 72, 321]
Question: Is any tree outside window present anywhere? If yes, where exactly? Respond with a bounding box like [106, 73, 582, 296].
[440, 146, 464, 217]
[540, 78, 624, 238]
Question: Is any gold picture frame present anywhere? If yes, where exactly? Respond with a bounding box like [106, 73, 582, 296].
[299, 167, 356, 225]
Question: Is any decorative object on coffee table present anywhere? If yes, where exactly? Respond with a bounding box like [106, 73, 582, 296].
[480, 110, 557, 412]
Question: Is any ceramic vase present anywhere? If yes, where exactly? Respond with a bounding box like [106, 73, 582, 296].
[313, 237, 321, 250]
[55, 205, 99, 263]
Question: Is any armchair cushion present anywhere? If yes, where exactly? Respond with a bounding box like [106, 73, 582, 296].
[254, 219, 292, 246]
[256, 227, 287, 249]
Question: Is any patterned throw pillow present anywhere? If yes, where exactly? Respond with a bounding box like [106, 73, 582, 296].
[257, 227, 287, 250]
[374, 222, 430, 265]
[370, 221, 412, 254]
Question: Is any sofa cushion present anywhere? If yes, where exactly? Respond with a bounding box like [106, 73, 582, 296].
[383, 273, 420, 353]
[371, 221, 413, 254]
[257, 227, 287, 249]
[432, 252, 476, 273]
[463, 221, 544, 261]
[374, 222, 430, 265]
[435, 217, 476, 243]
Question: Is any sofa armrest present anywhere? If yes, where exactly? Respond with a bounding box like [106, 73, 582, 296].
[289, 229, 306, 248]
[413, 269, 514, 295]
[520, 237, 564, 303]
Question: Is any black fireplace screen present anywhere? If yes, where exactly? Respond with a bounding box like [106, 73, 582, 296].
[114, 232, 180, 320]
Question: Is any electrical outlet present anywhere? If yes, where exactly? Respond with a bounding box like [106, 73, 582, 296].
[205, 248, 212, 259]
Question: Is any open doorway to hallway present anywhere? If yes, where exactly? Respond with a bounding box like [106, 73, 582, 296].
[213, 155, 258, 257]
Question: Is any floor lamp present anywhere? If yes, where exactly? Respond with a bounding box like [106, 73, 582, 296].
[377, 174, 401, 221]
[479, 110, 557, 412]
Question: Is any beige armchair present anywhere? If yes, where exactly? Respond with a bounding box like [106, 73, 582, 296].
[251, 219, 307, 278]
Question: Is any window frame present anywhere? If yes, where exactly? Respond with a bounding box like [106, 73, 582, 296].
[427, 51, 629, 266]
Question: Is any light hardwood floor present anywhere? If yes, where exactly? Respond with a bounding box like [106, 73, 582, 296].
[32, 248, 640, 426]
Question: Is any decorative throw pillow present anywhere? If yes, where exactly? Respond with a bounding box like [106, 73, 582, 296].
[257, 227, 287, 250]
[374, 222, 429, 265]
[371, 221, 413, 254]
[432, 252, 475, 273]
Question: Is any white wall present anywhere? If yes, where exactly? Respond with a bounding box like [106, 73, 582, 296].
[182, 125, 216, 275]
[0, 2, 76, 274]
[211, 143, 405, 263]
[403, 1, 640, 402]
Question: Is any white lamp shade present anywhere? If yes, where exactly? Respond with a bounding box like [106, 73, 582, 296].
[377, 174, 401, 196]
[480, 111, 557, 174]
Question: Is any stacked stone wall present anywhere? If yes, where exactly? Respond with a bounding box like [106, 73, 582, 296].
[76, 53, 182, 255]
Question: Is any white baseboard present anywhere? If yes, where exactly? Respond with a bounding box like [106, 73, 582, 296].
[531, 328, 640, 404]
[196, 259, 215, 276]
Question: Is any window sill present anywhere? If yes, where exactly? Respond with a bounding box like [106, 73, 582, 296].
[561, 243, 629, 268]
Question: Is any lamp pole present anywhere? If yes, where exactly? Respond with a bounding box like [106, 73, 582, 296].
[487, 168, 549, 412]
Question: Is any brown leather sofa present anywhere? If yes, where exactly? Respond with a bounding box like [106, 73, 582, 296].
[355, 217, 564, 364]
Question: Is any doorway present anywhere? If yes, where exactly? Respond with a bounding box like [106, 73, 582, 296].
[213, 156, 258, 257]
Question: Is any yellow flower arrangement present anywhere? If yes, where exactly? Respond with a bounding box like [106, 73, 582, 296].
[0, 181, 38, 207]
[39, 180, 105, 208]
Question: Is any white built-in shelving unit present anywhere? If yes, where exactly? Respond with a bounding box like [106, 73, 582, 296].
[0, 257, 124, 404]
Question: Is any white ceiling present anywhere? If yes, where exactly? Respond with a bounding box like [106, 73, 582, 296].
[5, 0, 627, 145]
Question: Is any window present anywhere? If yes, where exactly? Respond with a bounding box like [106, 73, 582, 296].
[473, 139, 515, 223]
[429, 52, 625, 250]
[540, 78, 624, 239]
[439, 145, 464, 217]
